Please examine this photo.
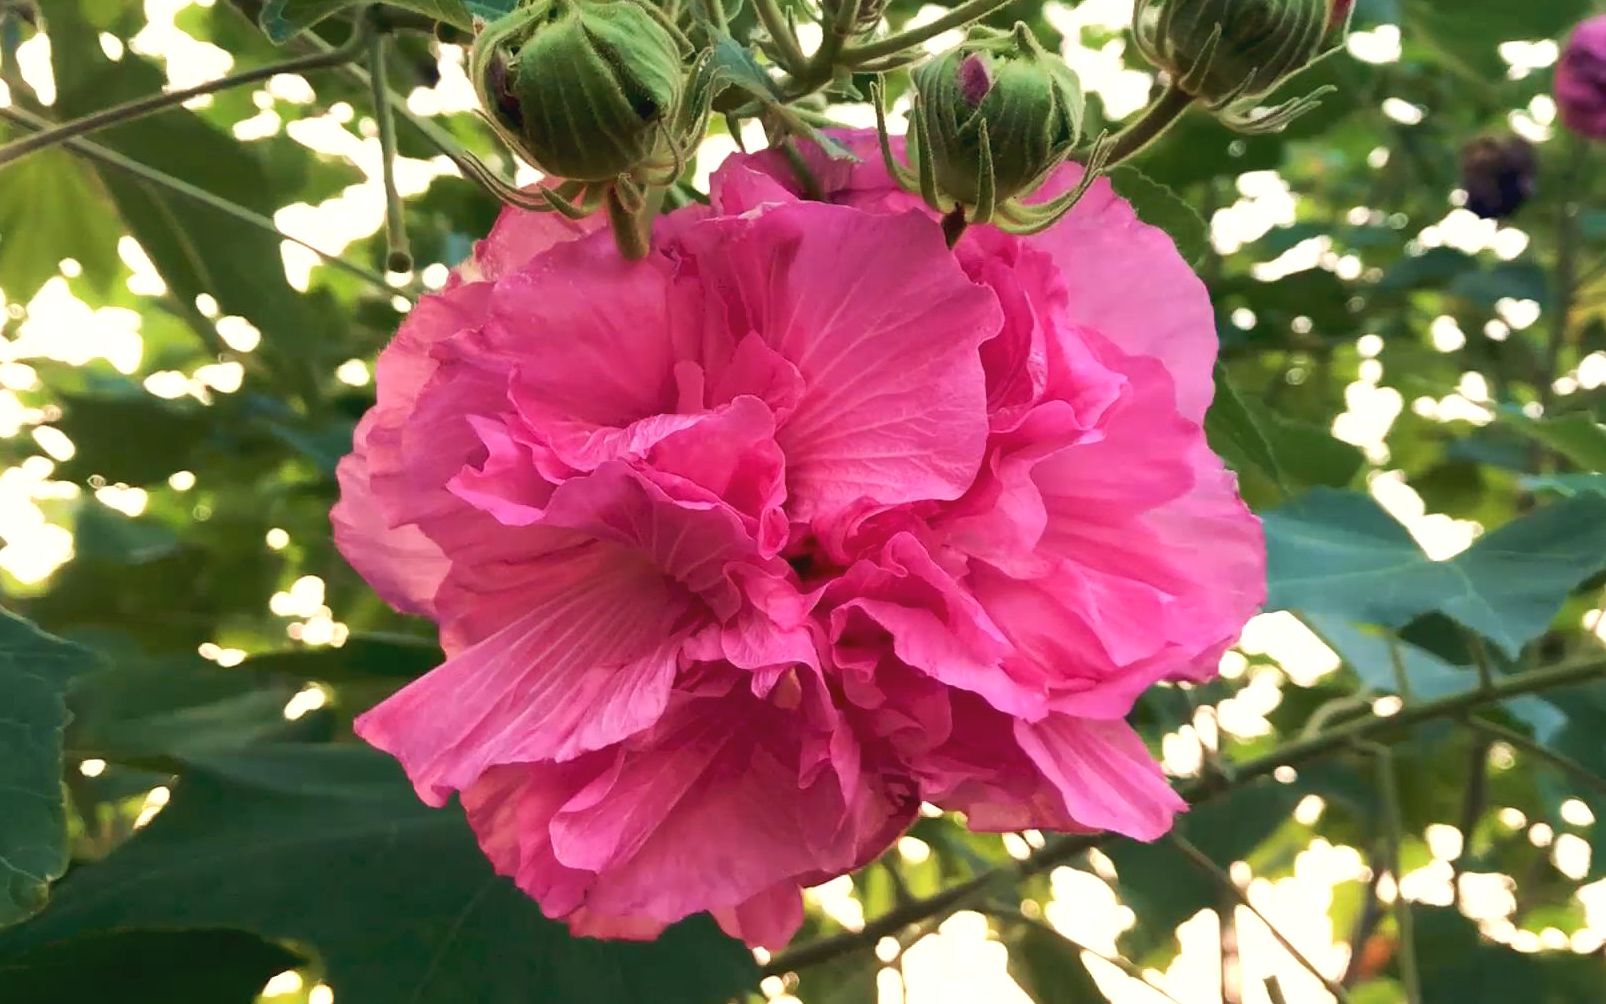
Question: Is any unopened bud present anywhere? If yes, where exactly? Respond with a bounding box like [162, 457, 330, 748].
[911, 23, 1085, 209]
[1133, 0, 1351, 112]
[469, 0, 688, 182]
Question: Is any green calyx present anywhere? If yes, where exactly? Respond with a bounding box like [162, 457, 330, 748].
[877, 23, 1108, 241]
[1133, 0, 1351, 131]
[911, 23, 1084, 208]
[469, 0, 691, 184]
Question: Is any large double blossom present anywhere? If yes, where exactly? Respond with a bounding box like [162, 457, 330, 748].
[333, 131, 1265, 947]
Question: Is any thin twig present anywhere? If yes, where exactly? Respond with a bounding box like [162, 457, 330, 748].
[1540, 133, 1587, 419]
[1169, 834, 1351, 1003]
[1356, 742, 1421, 1004]
[1451, 735, 1491, 910]
[1340, 850, 1387, 987]
[0, 19, 369, 168]
[843, 0, 1015, 63]
[1465, 631, 1497, 692]
[0, 105, 404, 300]
[763, 656, 1606, 976]
[1465, 718, 1606, 799]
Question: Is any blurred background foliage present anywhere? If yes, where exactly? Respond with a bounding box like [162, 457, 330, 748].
[1, 0, 1604, 1002]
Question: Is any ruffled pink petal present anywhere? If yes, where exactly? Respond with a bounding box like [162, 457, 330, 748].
[1027, 167, 1218, 423]
[491, 237, 690, 431]
[825, 534, 1040, 719]
[967, 560, 1173, 719]
[713, 883, 805, 949]
[460, 682, 908, 946]
[713, 132, 1217, 424]
[467, 195, 604, 283]
[673, 202, 999, 521]
[909, 689, 1073, 832]
[1129, 442, 1266, 684]
[536, 461, 765, 618]
[354, 539, 691, 805]
[330, 424, 448, 617]
[1013, 715, 1185, 841]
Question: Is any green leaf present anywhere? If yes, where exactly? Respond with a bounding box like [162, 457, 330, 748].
[46, 5, 350, 401]
[1206, 369, 1365, 505]
[0, 608, 99, 928]
[1108, 781, 1298, 962]
[706, 32, 855, 161]
[1205, 364, 1286, 494]
[242, 633, 442, 682]
[0, 147, 121, 304]
[1374, 247, 1478, 294]
[1251, 404, 1365, 490]
[52, 392, 212, 487]
[1413, 905, 1600, 1003]
[0, 929, 300, 1004]
[1499, 409, 1606, 472]
[1005, 920, 1107, 1004]
[1264, 489, 1606, 657]
[1410, 0, 1594, 76]
[1520, 473, 1606, 497]
[258, 0, 516, 41]
[1303, 615, 1566, 732]
[1106, 166, 1208, 267]
[794, 950, 881, 1004]
[1305, 616, 1469, 700]
[0, 745, 759, 1004]
[68, 658, 314, 763]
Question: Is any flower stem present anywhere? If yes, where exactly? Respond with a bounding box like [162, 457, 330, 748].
[1450, 735, 1490, 910]
[751, 0, 808, 74]
[1104, 82, 1196, 167]
[1540, 133, 1588, 418]
[0, 18, 370, 170]
[605, 187, 651, 260]
[368, 31, 411, 273]
[941, 207, 968, 247]
[843, 0, 1014, 64]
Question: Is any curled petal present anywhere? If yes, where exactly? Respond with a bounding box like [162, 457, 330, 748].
[674, 202, 1000, 522]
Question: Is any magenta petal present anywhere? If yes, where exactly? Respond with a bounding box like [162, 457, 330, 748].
[469, 196, 604, 282]
[1013, 715, 1185, 841]
[330, 428, 448, 618]
[354, 543, 689, 805]
[1028, 168, 1219, 423]
[492, 239, 688, 431]
[675, 203, 1000, 521]
[713, 883, 805, 950]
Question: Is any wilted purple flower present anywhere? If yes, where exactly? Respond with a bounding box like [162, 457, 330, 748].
[1460, 135, 1537, 220]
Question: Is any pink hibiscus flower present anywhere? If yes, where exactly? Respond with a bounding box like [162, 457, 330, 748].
[332, 130, 1265, 948]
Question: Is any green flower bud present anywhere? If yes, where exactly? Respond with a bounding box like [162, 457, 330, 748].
[1133, 0, 1350, 109]
[911, 23, 1085, 208]
[469, 0, 688, 183]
